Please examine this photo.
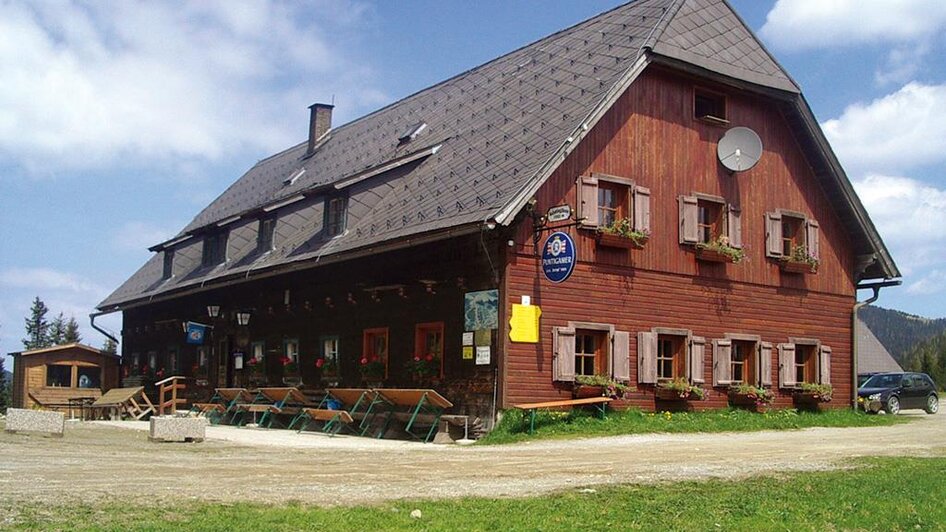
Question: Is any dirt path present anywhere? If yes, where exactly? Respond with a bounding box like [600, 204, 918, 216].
[1, 413, 944, 508]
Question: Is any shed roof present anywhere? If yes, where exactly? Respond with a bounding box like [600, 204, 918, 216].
[13, 343, 117, 359]
[99, 0, 898, 311]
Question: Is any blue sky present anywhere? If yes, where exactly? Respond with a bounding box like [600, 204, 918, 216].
[2, 0, 945, 362]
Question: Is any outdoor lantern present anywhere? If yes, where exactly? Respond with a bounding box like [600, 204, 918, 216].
[207, 305, 221, 318]
[235, 310, 252, 326]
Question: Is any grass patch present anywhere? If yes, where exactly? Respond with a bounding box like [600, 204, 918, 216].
[5, 457, 945, 530]
[478, 407, 909, 445]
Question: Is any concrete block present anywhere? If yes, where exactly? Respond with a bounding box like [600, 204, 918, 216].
[5, 408, 65, 437]
[149, 415, 207, 443]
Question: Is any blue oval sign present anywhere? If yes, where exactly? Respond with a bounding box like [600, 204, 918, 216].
[542, 231, 576, 283]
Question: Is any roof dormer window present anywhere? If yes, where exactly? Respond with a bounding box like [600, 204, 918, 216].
[161, 249, 174, 280]
[694, 88, 728, 124]
[257, 216, 276, 252]
[201, 231, 228, 268]
[324, 195, 348, 238]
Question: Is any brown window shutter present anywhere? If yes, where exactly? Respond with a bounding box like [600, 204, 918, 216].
[679, 195, 699, 244]
[778, 343, 796, 388]
[637, 331, 657, 384]
[727, 206, 742, 249]
[552, 327, 576, 382]
[689, 336, 706, 384]
[759, 342, 773, 387]
[819, 345, 832, 385]
[712, 339, 732, 386]
[806, 219, 820, 260]
[633, 186, 651, 233]
[612, 331, 631, 383]
[578, 175, 599, 227]
[765, 212, 783, 258]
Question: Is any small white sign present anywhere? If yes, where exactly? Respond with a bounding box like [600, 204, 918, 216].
[475, 346, 491, 365]
[546, 204, 572, 222]
[462, 332, 474, 346]
[233, 352, 244, 370]
[521, 295, 531, 306]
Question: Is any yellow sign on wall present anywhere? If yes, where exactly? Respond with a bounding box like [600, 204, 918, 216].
[509, 304, 541, 343]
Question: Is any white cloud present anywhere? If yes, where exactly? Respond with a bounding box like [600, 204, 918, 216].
[0, 0, 388, 175]
[852, 174, 946, 288]
[113, 221, 180, 252]
[874, 42, 930, 86]
[822, 83, 946, 176]
[907, 270, 946, 295]
[0, 267, 106, 294]
[760, 0, 946, 50]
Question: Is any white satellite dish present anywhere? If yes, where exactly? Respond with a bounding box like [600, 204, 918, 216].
[717, 126, 763, 172]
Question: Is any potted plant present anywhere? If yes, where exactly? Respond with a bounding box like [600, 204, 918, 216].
[728, 383, 774, 411]
[596, 217, 649, 249]
[315, 357, 339, 385]
[780, 244, 819, 274]
[655, 378, 706, 401]
[695, 236, 745, 263]
[573, 374, 633, 399]
[359, 355, 385, 384]
[405, 353, 441, 384]
[793, 382, 833, 404]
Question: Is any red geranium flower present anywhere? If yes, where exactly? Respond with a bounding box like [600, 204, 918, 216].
[360, 357, 368, 365]
[425, 354, 434, 362]
[413, 356, 421, 362]
[315, 358, 325, 368]
[280, 356, 292, 366]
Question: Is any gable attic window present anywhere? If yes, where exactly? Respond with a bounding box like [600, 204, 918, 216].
[201, 231, 228, 268]
[577, 173, 651, 243]
[324, 195, 348, 238]
[161, 249, 174, 280]
[257, 216, 276, 252]
[694, 88, 727, 124]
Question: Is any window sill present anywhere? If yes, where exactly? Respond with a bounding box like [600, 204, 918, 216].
[696, 115, 729, 126]
[695, 247, 740, 264]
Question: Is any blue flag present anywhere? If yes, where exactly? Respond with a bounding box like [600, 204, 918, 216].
[185, 322, 207, 345]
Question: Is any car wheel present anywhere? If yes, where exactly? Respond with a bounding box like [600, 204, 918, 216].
[884, 395, 901, 415]
[925, 394, 939, 415]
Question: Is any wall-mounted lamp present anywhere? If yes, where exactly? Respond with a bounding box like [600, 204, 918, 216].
[235, 310, 252, 326]
[207, 305, 221, 318]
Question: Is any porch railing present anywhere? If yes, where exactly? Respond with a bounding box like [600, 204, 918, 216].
[155, 375, 188, 416]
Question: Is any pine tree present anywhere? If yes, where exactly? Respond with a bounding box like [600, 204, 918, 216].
[64, 317, 81, 344]
[48, 312, 66, 346]
[22, 297, 51, 350]
[0, 355, 8, 413]
[102, 337, 118, 356]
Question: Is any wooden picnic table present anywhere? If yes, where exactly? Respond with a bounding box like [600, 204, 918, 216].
[512, 396, 613, 434]
[240, 387, 310, 427]
[89, 387, 155, 421]
[375, 388, 454, 443]
[318, 388, 392, 437]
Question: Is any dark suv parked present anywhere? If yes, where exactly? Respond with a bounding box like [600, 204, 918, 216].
[858, 372, 939, 415]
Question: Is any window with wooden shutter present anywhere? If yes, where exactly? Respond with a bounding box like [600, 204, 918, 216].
[759, 342, 773, 386]
[552, 327, 576, 382]
[806, 219, 820, 260]
[679, 195, 699, 244]
[637, 331, 657, 384]
[612, 331, 631, 382]
[577, 176, 599, 227]
[765, 212, 783, 258]
[689, 336, 706, 384]
[712, 339, 732, 386]
[633, 186, 651, 233]
[818, 345, 832, 385]
[727, 206, 742, 249]
[778, 343, 796, 388]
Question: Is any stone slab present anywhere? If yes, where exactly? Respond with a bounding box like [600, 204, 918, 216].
[149, 416, 207, 443]
[5, 408, 65, 437]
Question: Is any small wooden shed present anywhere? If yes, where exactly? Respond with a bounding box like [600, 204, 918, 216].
[10, 343, 120, 410]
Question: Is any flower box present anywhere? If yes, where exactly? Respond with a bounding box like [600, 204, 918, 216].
[780, 260, 817, 274]
[596, 232, 646, 250]
[655, 387, 699, 401]
[728, 391, 772, 412]
[696, 248, 736, 263]
[793, 391, 831, 404]
[573, 385, 606, 399]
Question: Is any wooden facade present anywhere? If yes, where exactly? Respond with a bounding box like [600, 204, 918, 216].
[11, 344, 120, 410]
[501, 68, 857, 410]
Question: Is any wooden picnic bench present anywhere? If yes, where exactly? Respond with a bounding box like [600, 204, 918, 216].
[512, 397, 613, 434]
[89, 387, 155, 420]
[375, 388, 454, 443]
[235, 387, 309, 427]
[313, 388, 391, 437]
[192, 388, 253, 424]
[293, 408, 355, 436]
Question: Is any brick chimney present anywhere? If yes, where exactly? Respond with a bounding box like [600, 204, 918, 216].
[306, 103, 334, 156]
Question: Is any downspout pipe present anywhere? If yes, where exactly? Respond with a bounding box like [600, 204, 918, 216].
[89, 311, 120, 346]
[852, 279, 902, 407]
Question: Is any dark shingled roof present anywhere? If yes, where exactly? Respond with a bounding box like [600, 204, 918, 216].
[98, 0, 895, 311]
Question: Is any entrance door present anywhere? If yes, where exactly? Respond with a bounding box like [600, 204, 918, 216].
[216, 336, 232, 388]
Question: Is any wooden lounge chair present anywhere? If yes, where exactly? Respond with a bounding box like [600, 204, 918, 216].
[89, 387, 155, 421]
[374, 388, 454, 443]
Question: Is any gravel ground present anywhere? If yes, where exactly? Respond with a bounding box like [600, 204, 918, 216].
[1, 413, 944, 508]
